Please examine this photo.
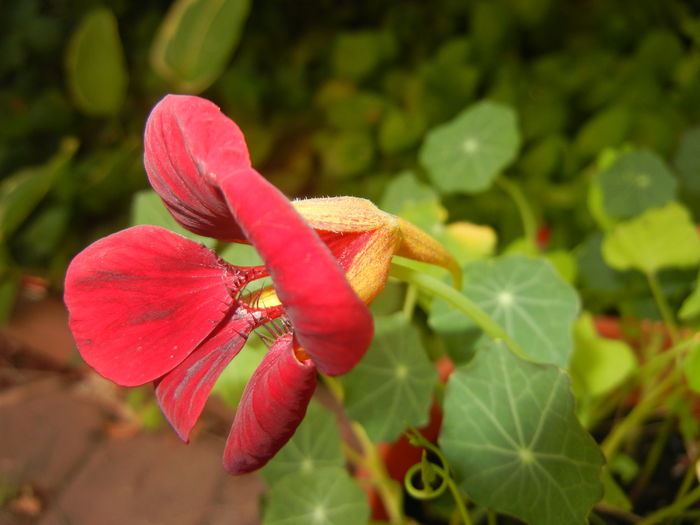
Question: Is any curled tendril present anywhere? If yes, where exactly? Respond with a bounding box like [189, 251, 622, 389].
[403, 428, 451, 500]
[403, 428, 473, 525]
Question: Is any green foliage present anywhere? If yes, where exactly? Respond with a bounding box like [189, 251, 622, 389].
[65, 7, 128, 116]
[263, 467, 369, 525]
[440, 341, 604, 525]
[343, 314, 437, 443]
[151, 0, 251, 93]
[602, 202, 700, 274]
[420, 101, 520, 194]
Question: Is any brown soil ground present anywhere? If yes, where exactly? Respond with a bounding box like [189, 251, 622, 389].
[0, 294, 264, 525]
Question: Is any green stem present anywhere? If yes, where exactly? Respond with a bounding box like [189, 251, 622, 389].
[445, 475, 472, 525]
[403, 283, 418, 320]
[646, 271, 680, 344]
[631, 414, 675, 500]
[496, 176, 538, 247]
[390, 262, 528, 361]
[637, 483, 700, 525]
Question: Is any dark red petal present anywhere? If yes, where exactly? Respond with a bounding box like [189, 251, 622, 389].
[155, 314, 257, 442]
[223, 334, 316, 474]
[144, 95, 248, 241]
[217, 172, 374, 376]
[64, 225, 234, 386]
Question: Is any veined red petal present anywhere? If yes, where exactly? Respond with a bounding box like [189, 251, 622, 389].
[64, 225, 235, 386]
[155, 313, 258, 442]
[144, 95, 249, 241]
[217, 171, 374, 376]
[223, 334, 316, 475]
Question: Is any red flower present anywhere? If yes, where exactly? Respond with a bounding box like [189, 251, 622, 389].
[65, 95, 458, 475]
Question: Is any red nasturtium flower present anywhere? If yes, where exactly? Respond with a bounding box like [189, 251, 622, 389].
[64, 95, 457, 475]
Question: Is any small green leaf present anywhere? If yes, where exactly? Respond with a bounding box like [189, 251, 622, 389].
[263, 467, 369, 525]
[343, 314, 437, 443]
[680, 273, 700, 321]
[673, 126, 700, 192]
[261, 402, 344, 486]
[151, 0, 251, 93]
[602, 202, 700, 274]
[439, 342, 604, 525]
[331, 30, 396, 81]
[317, 130, 375, 179]
[570, 313, 636, 398]
[380, 171, 439, 216]
[65, 7, 128, 116]
[0, 138, 78, 241]
[430, 255, 580, 367]
[683, 343, 700, 394]
[131, 190, 216, 248]
[598, 150, 677, 219]
[420, 101, 520, 194]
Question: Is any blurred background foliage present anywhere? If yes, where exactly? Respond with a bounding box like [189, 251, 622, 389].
[2, 0, 700, 322]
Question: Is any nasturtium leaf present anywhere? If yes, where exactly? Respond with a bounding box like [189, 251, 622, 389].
[577, 233, 626, 294]
[430, 255, 580, 367]
[151, 0, 251, 93]
[260, 401, 344, 486]
[0, 138, 78, 241]
[570, 313, 636, 399]
[680, 273, 700, 321]
[602, 202, 700, 274]
[598, 150, 677, 219]
[343, 314, 437, 443]
[263, 467, 369, 525]
[131, 189, 216, 248]
[419, 101, 520, 194]
[574, 105, 631, 160]
[683, 343, 700, 394]
[439, 342, 604, 525]
[65, 7, 128, 116]
[673, 126, 700, 192]
[380, 171, 439, 216]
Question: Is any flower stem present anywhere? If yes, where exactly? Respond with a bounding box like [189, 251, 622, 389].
[646, 270, 679, 344]
[496, 176, 538, 247]
[389, 261, 528, 361]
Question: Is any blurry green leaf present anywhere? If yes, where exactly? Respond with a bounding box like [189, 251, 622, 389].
[673, 126, 700, 192]
[331, 31, 396, 81]
[544, 250, 578, 284]
[600, 469, 633, 512]
[420, 101, 520, 194]
[218, 241, 262, 266]
[378, 108, 426, 154]
[0, 273, 20, 324]
[325, 91, 386, 131]
[519, 134, 566, 180]
[211, 337, 265, 408]
[261, 402, 344, 486]
[0, 137, 78, 241]
[317, 130, 374, 179]
[683, 343, 700, 394]
[440, 222, 497, 265]
[635, 30, 683, 77]
[602, 202, 700, 273]
[598, 150, 677, 219]
[439, 341, 604, 525]
[263, 467, 369, 525]
[574, 106, 631, 160]
[151, 0, 251, 93]
[570, 313, 636, 398]
[380, 171, 438, 215]
[65, 7, 128, 116]
[431, 255, 580, 367]
[680, 274, 700, 321]
[577, 233, 626, 294]
[16, 205, 70, 260]
[343, 314, 437, 443]
[131, 189, 216, 248]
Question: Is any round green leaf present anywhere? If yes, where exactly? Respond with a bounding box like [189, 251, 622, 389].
[260, 402, 344, 486]
[263, 467, 369, 525]
[602, 202, 700, 274]
[598, 149, 677, 219]
[343, 314, 437, 443]
[419, 101, 520, 194]
[431, 255, 580, 367]
[440, 342, 604, 525]
[65, 7, 128, 116]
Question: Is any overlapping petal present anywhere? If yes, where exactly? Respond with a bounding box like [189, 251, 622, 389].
[64, 225, 235, 386]
[155, 314, 258, 442]
[224, 334, 317, 475]
[144, 95, 248, 241]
